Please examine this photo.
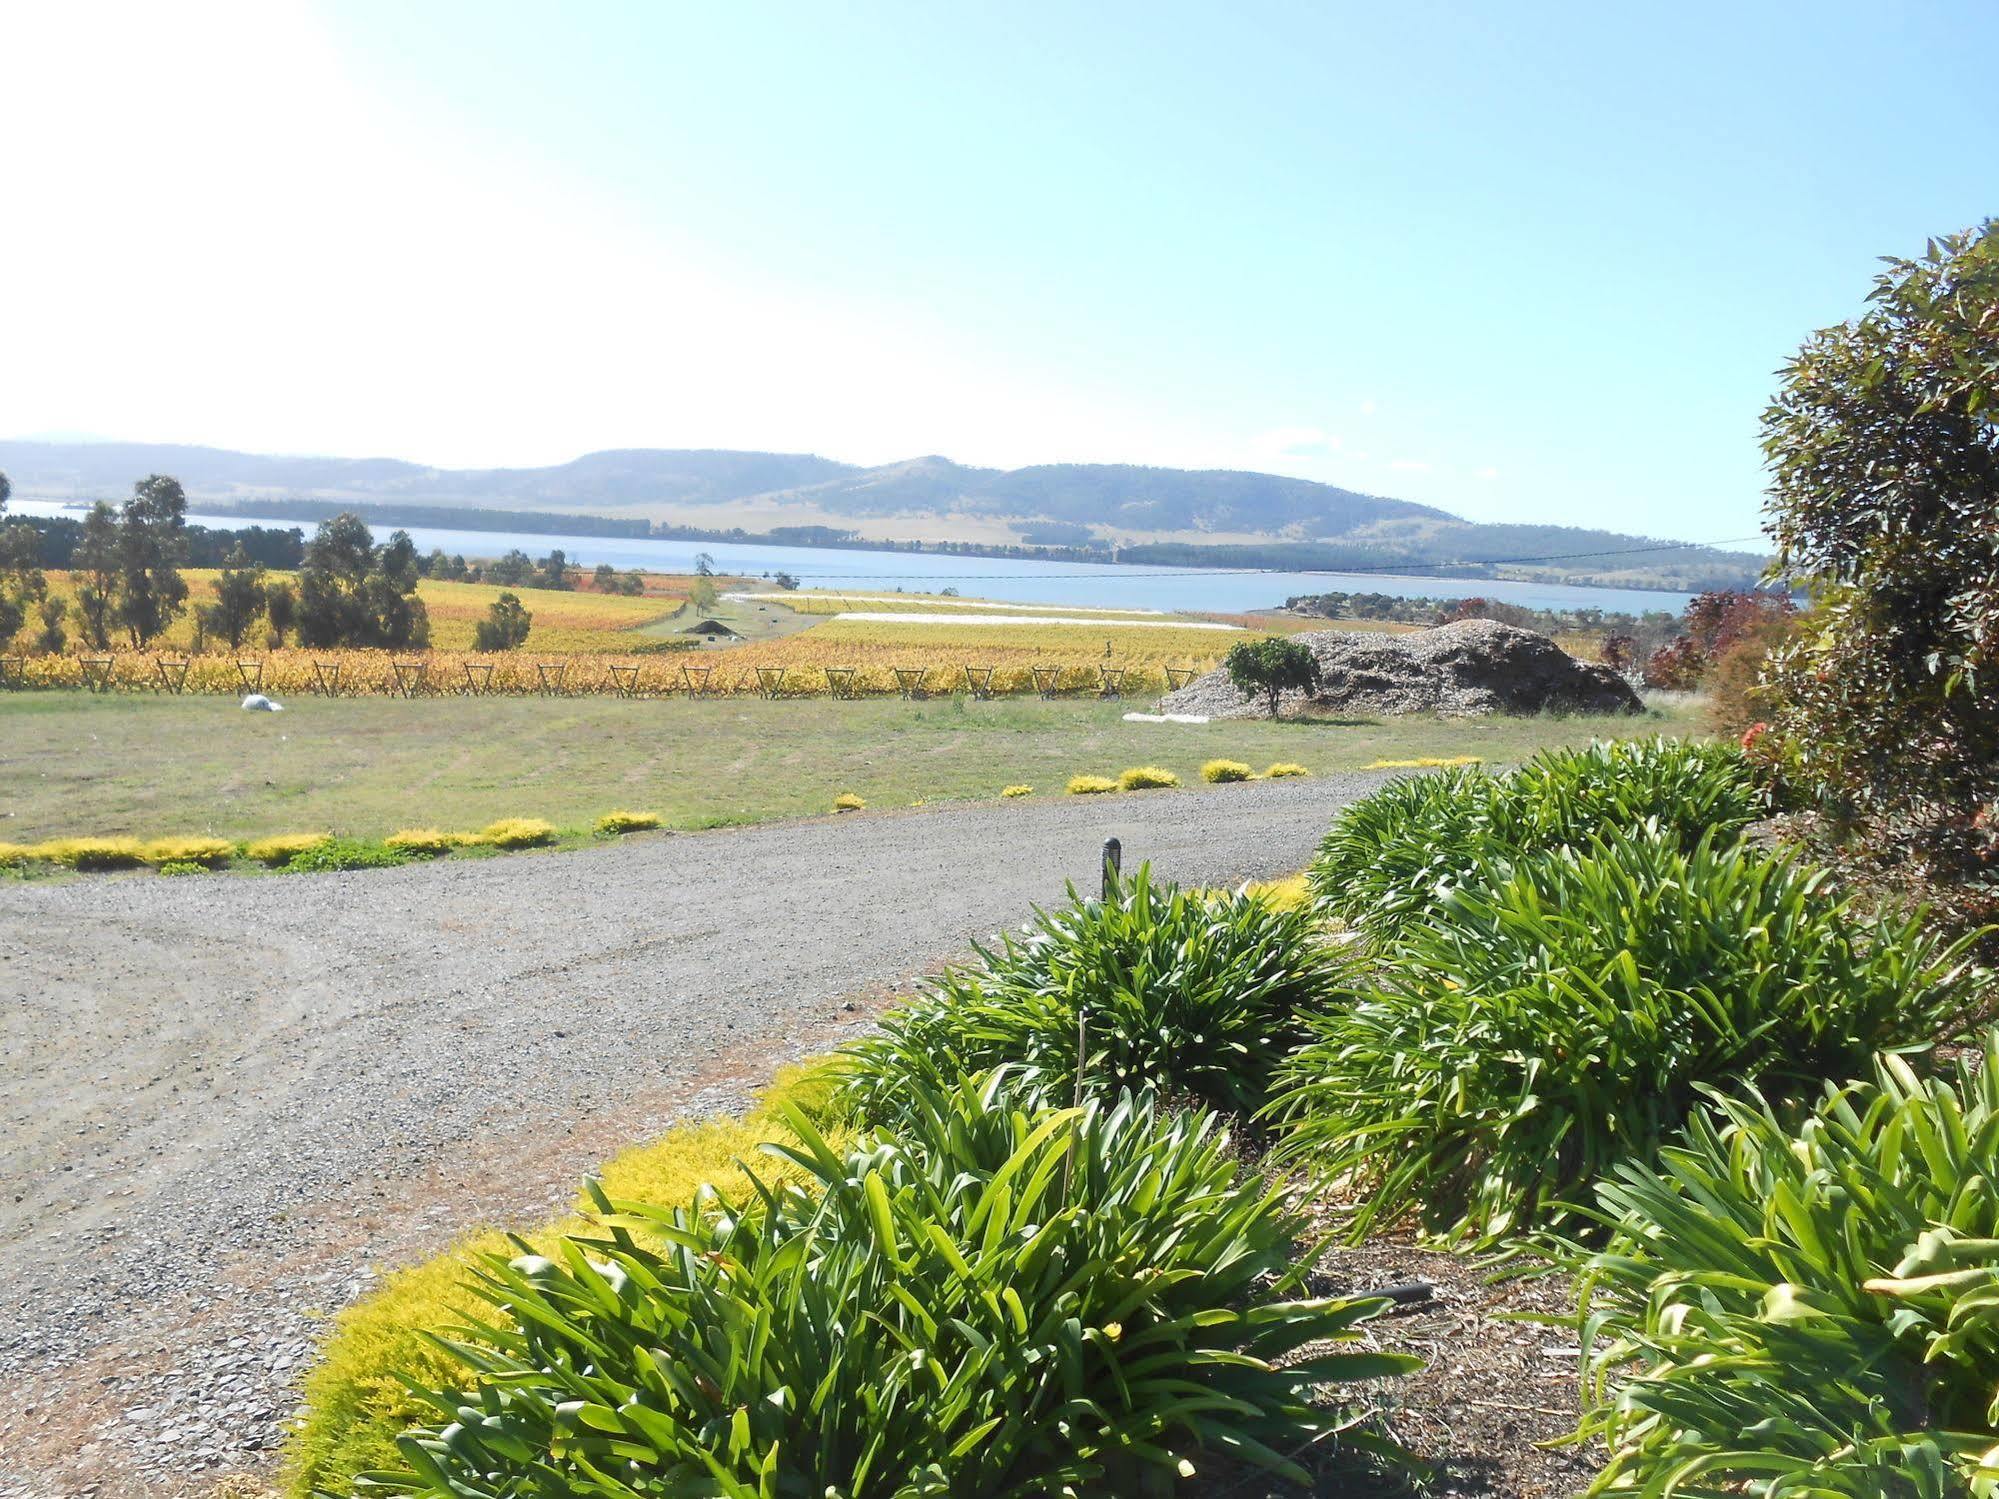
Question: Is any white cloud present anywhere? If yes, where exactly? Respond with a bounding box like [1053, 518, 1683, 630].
[1389, 458, 1431, 472]
[1477, 466, 1500, 480]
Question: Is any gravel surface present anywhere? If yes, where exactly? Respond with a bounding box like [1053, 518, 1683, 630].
[0, 773, 1385, 1498]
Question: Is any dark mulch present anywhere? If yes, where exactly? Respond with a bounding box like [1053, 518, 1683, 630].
[1193, 1232, 1599, 1499]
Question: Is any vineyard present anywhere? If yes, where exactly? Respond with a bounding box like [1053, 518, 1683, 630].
[2, 586, 1277, 698]
[13, 572, 698, 655]
[0, 646, 1224, 698]
[415, 578, 692, 650]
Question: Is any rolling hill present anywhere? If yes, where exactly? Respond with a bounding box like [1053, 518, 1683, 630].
[0, 439, 1766, 590]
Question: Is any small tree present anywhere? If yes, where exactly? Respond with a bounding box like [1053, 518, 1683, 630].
[773, 571, 800, 591]
[1763, 220, 1999, 883]
[0, 470, 47, 645]
[620, 569, 646, 595]
[264, 580, 297, 646]
[115, 474, 191, 647]
[694, 551, 715, 577]
[296, 514, 429, 648]
[539, 549, 572, 590]
[70, 501, 119, 650]
[690, 573, 719, 613]
[33, 595, 66, 654]
[486, 549, 534, 586]
[592, 562, 617, 591]
[474, 592, 532, 651]
[1224, 636, 1321, 718]
[211, 543, 268, 650]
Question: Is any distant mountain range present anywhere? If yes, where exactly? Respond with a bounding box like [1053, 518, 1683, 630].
[0, 439, 1767, 591]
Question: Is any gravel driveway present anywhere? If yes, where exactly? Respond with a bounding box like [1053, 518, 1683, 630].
[0, 773, 1384, 1497]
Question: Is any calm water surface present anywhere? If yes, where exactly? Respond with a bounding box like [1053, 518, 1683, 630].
[14, 500, 1693, 616]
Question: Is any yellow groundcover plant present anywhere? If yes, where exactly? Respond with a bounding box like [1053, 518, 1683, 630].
[385, 828, 489, 857]
[31, 836, 148, 870]
[594, 809, 662, 835]
[1363, 754, 1484, 769]
[1264, 762, 1311, 779]
[283, 1060, 846, 1498]
[833, 792, 866, 812]
[479, 817, 557, 849]
[1066, 774, 1118, 795]
[1201, 759, 1255, 783]
[1001, 784, 1034, 797]
[1118, 766, 1181, 790]
[244, 833, 332, 866]
[140, 835, 238, 868]
[1243, 873, 1311, 911]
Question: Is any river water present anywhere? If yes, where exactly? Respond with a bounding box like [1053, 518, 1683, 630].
[11, 500, 1693, 616]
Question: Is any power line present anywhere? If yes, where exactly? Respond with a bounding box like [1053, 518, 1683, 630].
[773, 536, 1768, 583]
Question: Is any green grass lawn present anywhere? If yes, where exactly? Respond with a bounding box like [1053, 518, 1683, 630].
[0, 692, 1700, 846]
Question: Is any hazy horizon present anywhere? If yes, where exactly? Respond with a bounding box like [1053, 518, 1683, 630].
[4, 1, 1992, 542]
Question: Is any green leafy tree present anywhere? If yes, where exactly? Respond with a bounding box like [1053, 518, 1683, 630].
[538, 549, 572, 590]
[1762, 221, 1999, 882]
[297, 512, 374, 646]
[362, 529, 430, 648]
[114, 474, 191, 647]
[773, 570, 800, 591]
[263, 579, 297, 646]
[210, 542, 268, 650]
[619, 568, 645, 595]
[69, 501, 119, 650]
[33, 594, 66, 654]
[592, 561, 617, 591]
[296, 514, 430, 648]
[690, 573, 719, 612]
[1224, 636, 1321, 717]
[485, 549, 533, 587]
[694, 551, 715, 577]
[0, 469, 48, 645]
[472, 591, 532, 651]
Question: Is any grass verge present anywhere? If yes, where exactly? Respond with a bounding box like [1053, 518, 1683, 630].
[0, 692, 1695, 848]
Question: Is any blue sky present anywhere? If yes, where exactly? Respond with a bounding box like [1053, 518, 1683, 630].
[2, 1, 1992, 541]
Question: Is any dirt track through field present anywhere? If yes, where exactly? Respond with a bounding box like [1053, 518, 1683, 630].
[0, 773, 1386, 1498]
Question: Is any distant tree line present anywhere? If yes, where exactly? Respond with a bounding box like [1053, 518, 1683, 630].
[417, 546, 645, 595]
[1136, 533, 1765, 592]
[3, 511, 305, 570]
[1287, 587, 1683, 640]
[2, 473, 197, 651]
[0, 473, 433, 653]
